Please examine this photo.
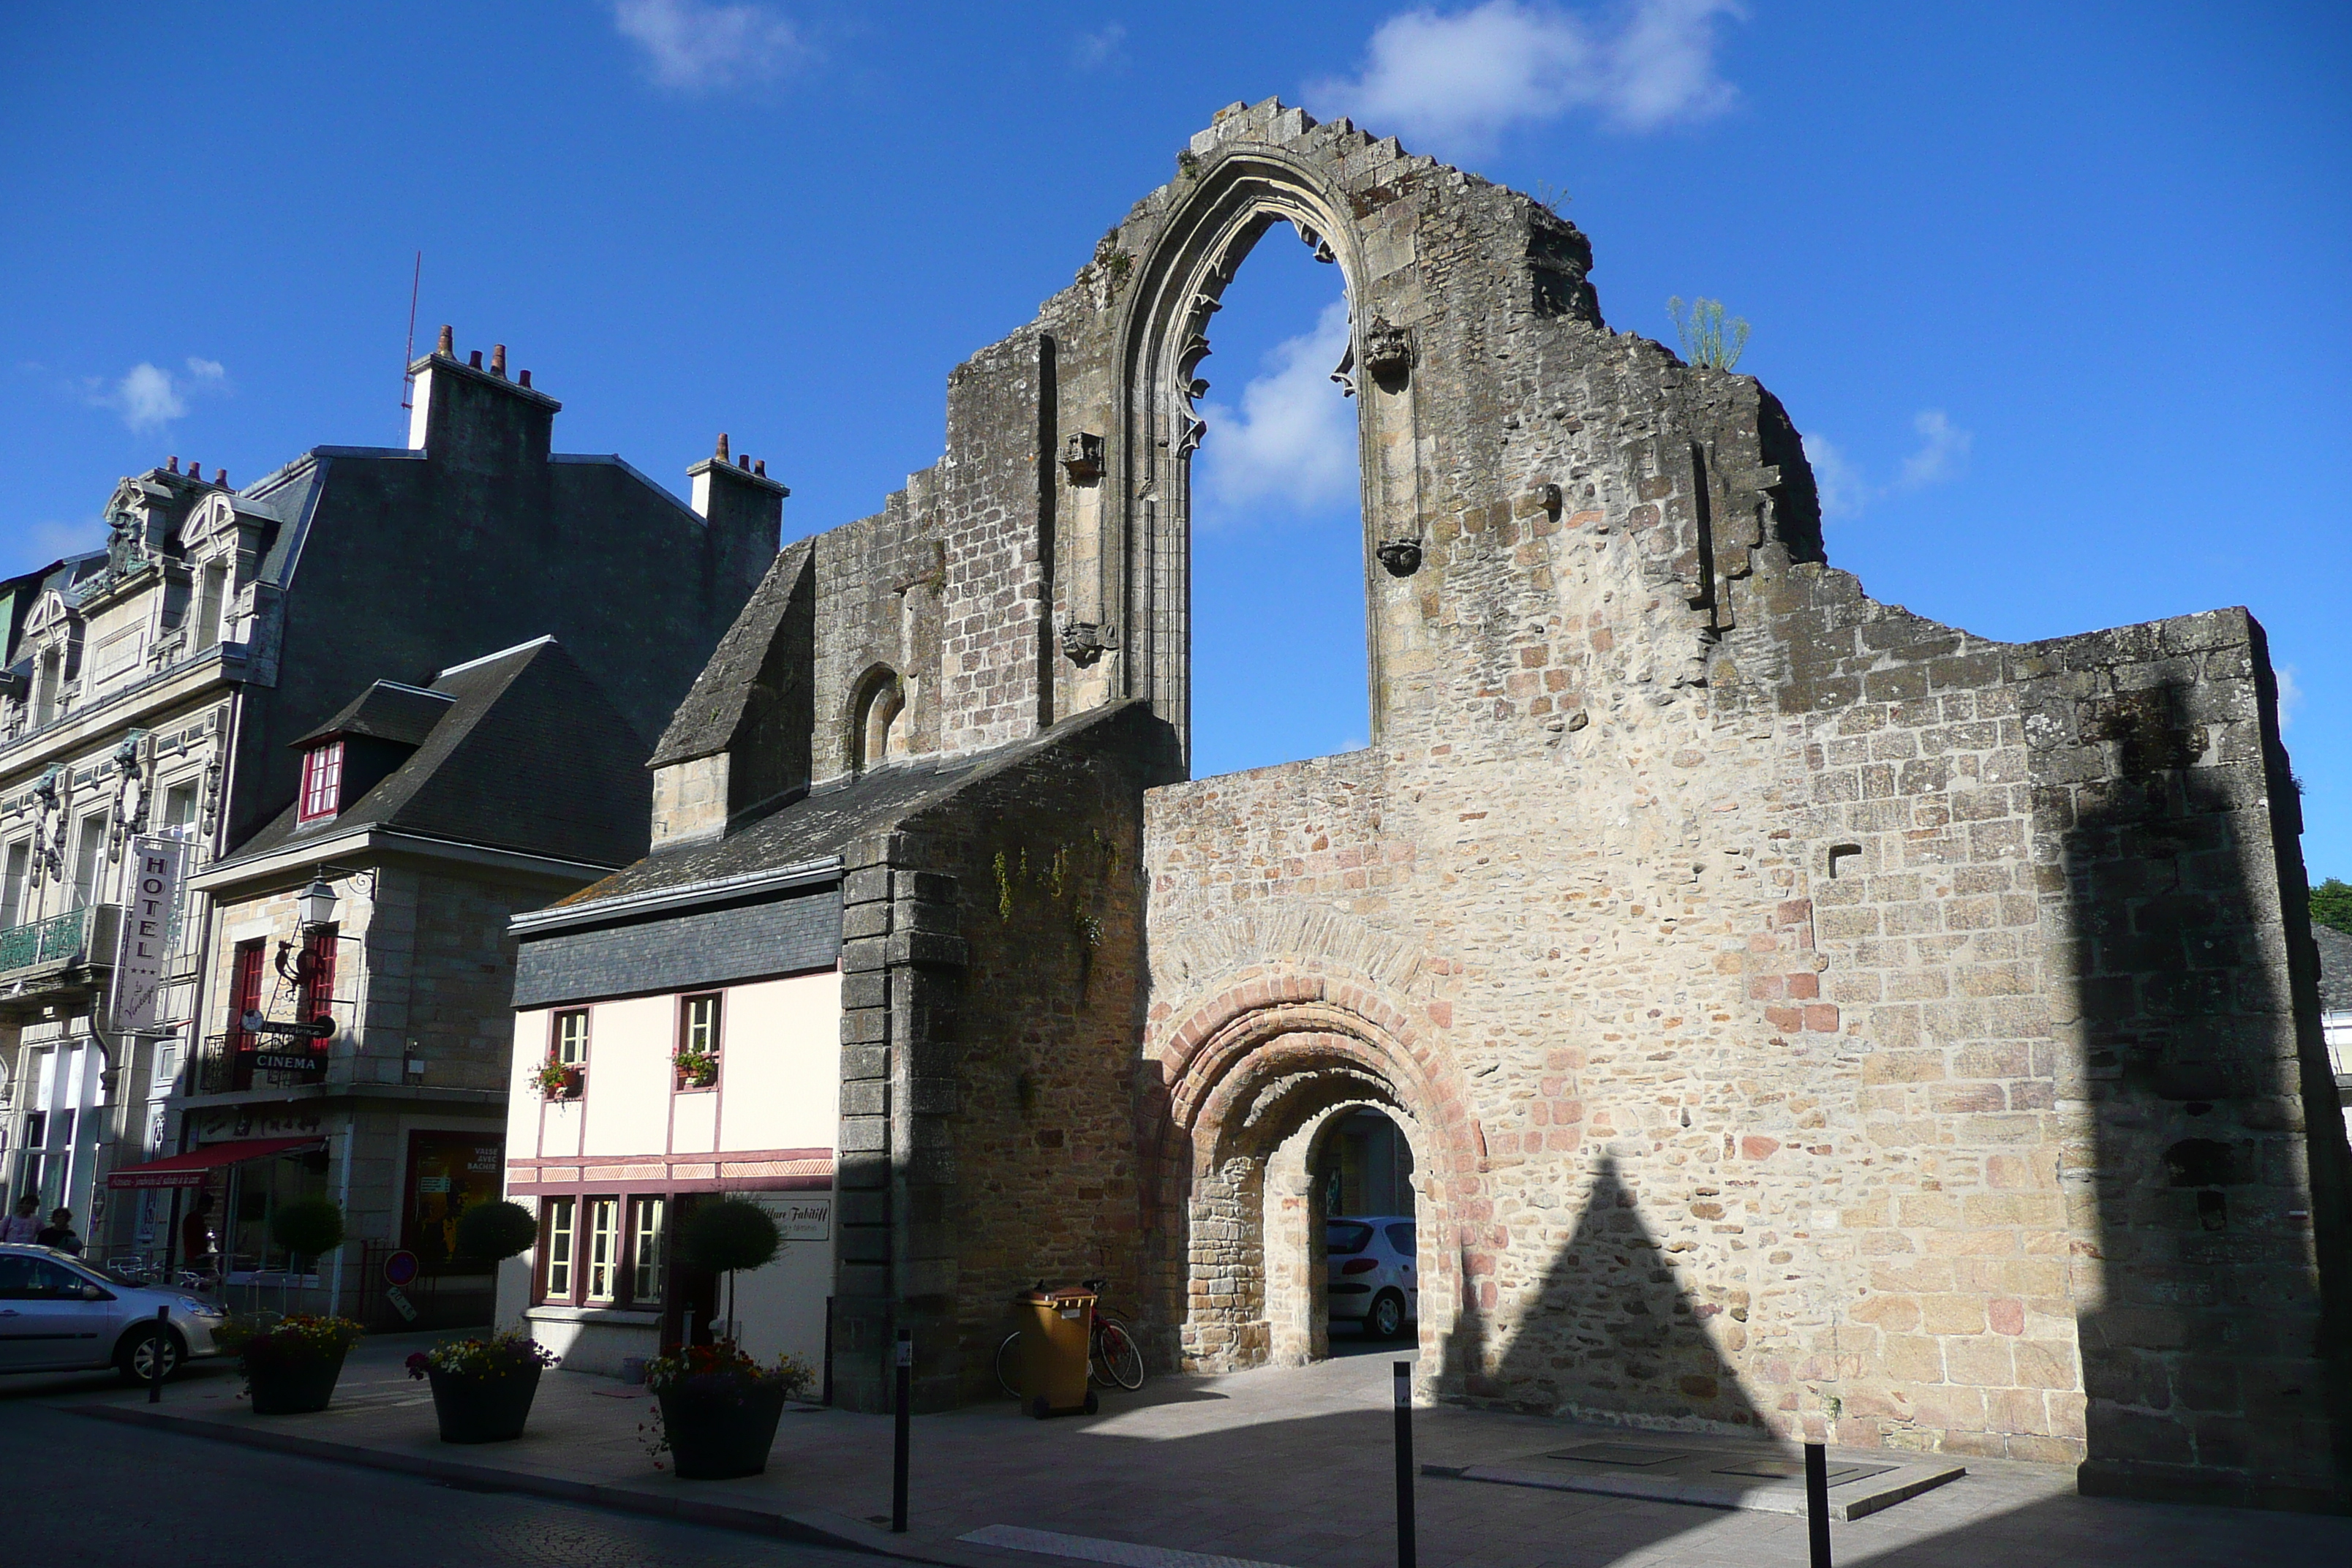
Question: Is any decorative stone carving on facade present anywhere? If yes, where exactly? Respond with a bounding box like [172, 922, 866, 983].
[1360, 317, 1411, 384]
[1375, 538, 1423, 578]
[1060, 431, 1104, 484]
[1059, 620, 1118, 666]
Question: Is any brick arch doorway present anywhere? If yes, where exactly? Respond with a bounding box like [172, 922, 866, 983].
[1154, 1003, 1466, 1374]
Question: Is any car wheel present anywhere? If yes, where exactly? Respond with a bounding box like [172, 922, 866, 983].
[1367, 1291, 1406, 1341]
[118, 1323, 184, 1386]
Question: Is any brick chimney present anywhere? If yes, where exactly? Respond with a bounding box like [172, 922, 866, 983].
[405, 326, 561, 472]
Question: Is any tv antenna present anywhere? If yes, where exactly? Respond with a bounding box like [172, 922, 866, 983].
[399, 251, 422, 416]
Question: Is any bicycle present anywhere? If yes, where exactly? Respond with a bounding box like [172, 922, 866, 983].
[995, 1277, 1147, 1398]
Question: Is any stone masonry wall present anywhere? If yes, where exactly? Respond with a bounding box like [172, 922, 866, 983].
[708, 97, 2342, 1504]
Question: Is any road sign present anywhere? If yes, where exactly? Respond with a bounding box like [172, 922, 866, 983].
[383, 1250, 420, 1287]
[385, 1286, 418, 1322]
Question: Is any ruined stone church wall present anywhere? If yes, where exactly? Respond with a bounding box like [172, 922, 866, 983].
[752, 97, 2338, 1501]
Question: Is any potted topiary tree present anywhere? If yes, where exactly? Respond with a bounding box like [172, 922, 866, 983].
[399, 1201, 561, 1442]
[224, 1198, 358, 1414]
[646, 1198, 797, 1479]
[271, 1196, 346, 1313]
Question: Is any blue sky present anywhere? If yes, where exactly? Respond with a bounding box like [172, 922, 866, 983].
[4, 4, 2346, 871]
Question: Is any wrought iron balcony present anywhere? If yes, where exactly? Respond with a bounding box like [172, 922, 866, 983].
[0, 902, 120, 973]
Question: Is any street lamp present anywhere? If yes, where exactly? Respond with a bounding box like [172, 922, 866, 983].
[296, 875, 339, 932]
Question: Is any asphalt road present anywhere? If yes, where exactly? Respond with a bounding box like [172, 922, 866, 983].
[6, 1373, 897, 1568]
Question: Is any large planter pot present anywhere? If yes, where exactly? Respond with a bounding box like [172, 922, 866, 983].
[246, 1349, 349, 1415]
[658, 1379, 788, 1480]
[426, 1362, 543, 1444]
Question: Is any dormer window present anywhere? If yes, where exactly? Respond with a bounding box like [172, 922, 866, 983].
[298, 741, 345, 824]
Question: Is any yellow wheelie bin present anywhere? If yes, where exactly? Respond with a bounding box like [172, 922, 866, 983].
[1016, 1285, 1098, 1418]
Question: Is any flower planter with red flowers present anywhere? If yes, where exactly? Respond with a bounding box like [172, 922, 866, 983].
[643, 1341, 813, 1480]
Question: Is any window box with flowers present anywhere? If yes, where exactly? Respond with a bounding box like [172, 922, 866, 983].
[530, 1051, 584, 1101]
[674, 994, 721, 1090]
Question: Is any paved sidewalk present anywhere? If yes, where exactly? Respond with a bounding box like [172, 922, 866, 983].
[59, 1334, 2352, 1568]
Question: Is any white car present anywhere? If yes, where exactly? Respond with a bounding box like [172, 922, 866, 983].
[1327, 1215, 1417, 1339]
[0, 1244, 227, 1382]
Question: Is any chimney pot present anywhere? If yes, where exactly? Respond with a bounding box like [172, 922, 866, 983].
[468, 350, 483, 369]
[189, 460, 200, 482]
[753, 459, 766, 477]
[167, 456, 178, 473]
[490, 344, 507, 377]
[436, 324, 453, 357]
[715, 433, 730, 461]
[519, 369, 532, 388]
[214, 468, 227, 486]
[738, 453, 750, 470]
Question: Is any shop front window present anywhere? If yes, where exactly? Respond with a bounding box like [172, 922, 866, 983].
[402, 1131, 505, 1270]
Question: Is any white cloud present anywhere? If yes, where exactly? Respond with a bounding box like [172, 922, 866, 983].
[611, 0, 806, 93]
[1803, 409, 1973, 524]
[1307, 0, 1742, 156]
[1801, 431, 1866, 524]
[2276, 664, 2302, 734]
[5, 518, 106, 578]
[93, 356, 229, 433]
[1194, 301, 1359, 521]
[1896, 409, 1971, 490]
[1072, 24, 1126, 70]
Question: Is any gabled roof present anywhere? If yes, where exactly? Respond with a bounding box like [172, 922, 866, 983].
[546, 700, 1169, 917]
[649, 541, 809, 767]
[291, 682, 454, 748]
[224, 637, 653, 872]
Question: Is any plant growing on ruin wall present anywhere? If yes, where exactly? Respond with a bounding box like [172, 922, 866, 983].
[1668, 296, 1751, 372]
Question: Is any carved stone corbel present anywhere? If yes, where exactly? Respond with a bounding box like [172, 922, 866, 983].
[1060, 621, 1119, 666]
[1376, 538, 1425, 578]
[1362, 318, 1413, 385]
[1060, 431, 1104, 484]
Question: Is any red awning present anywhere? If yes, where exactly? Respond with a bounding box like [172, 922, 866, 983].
[105, 1137, 325, 1190]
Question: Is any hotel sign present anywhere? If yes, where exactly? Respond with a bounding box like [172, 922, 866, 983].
[110, 835, 187, 1033]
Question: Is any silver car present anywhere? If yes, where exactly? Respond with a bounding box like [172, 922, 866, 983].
[0, 1244, 227, 1382]
[1327, 1215, 1417, 1339]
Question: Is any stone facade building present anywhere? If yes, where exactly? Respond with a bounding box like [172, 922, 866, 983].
[0, 335, 778, 1295]
[502, 102, 2347, 1509]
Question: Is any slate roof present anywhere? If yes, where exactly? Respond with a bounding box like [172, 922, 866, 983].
[554, 701, 1162, 913]
[291, 682, 454, 747]
[648, 540, 810, 767]
[2317, 924, 2352, 1014]
[222, 637, 652, 872]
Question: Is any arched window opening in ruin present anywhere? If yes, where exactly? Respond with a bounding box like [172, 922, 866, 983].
[1185, 233, 1368, 778]
[1313, 1107, 1417, 1353]
[850, 667, 906, 772]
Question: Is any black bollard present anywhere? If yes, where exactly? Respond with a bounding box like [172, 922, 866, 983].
[149, 1304, 170, 1403]
[1805, 1441, 1831, 1567]
[1393, 1360, 1417, 1568]
[892, 1330, 912, 1534]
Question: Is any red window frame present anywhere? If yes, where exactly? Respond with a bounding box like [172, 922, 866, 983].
[301, 926, 338, 1036]
[298, 741, 344, 823]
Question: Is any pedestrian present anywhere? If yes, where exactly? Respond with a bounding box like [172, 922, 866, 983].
[0, 1195, 39, 1244]
[180, 1193, 217, 1273]
[36, 1206, 82, 1254]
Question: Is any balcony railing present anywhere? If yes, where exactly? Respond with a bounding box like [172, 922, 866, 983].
[193, 1031, 329, 1096]
[0, 903, 120, 979]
